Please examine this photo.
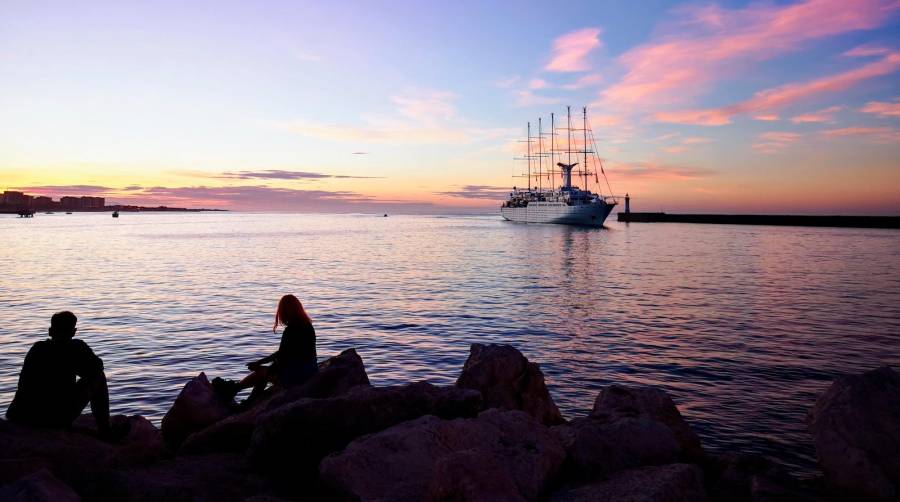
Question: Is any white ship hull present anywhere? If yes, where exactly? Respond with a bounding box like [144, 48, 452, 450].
[501, 201, 615, 226]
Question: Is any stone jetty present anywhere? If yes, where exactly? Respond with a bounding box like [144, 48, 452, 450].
[1, 344, 898, 501]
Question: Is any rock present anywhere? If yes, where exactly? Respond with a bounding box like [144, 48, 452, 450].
[248, 381, 482, 475]
[750, 475, 826, 502]
[0, 469, 81, 502]
[0, 418, 114, 488]
[553, 384, 704, 480]
[705, 453, 786, 502]
[425, 450, 526, 502]
[0, 415, 164, 495]
[180, 348, 370, 455]
[73, 414, 168, 466]
[554, 415, 682, 480]
[0, 458, 54, 485]
[97, 453, 270, 502]
[319, 409, 566, 502]
[265, 348, 371, 409]
[161, 372, 233, 448]
[179, 405, 264, 455]
[808, 366, 900, 500]
[549, 463, 706, 502]
[456, 343, 563, 425]
[592, 384, 703, 460]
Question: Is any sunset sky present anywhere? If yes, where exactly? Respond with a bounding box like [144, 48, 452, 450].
[2, 0, 899, 214]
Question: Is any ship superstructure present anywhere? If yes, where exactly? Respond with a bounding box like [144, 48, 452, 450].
[500, 106, 617, 226]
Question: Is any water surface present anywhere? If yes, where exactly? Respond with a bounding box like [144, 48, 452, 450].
[1, 212, 898, 475]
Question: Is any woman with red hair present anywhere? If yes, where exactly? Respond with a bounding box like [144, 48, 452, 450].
[216, 294, 318, 402]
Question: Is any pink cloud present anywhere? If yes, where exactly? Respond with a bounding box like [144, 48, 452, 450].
[790, 105, 843, 123]
[843, 45, 893, 57]
[606, 161, 714, 180]
[821, 126, 899, 142]
[560, 73, 604, 90]
[753, 114, 780, 121]
[656, 52, 900, 125]
[752, 131, 803, 153]
[514, 89, 562, 107]
[545, 28, 602, 72]
[528, 78, 549, 89]
[391, 90, 458, 123]
[601, 0, 898, 108]
[655, 109, 732, 126]
[860, 99, 900, 116]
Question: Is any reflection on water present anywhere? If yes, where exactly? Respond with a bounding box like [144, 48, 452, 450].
[1, 212, 898, 475]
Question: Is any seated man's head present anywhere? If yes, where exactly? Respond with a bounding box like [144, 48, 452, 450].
[49, 311, 78, 340]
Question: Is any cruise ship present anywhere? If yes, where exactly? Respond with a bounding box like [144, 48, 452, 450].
[500, 106, 618, 227]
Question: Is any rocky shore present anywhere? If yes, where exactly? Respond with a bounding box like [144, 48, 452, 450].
[1, 344, 897, 501]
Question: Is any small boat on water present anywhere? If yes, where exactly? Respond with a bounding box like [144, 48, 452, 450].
[500, 106, 618, 227]
[66, 212, 72, 214]
[17, 210, 35, 218]
[112, 211, 119, 218]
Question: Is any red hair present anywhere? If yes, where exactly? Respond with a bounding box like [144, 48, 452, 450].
[273, 294, 312, 332]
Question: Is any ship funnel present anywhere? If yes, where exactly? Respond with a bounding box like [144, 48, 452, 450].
[557, 162, 577, 189]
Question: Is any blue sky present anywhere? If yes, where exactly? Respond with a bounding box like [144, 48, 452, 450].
[2, 0, 898, 213]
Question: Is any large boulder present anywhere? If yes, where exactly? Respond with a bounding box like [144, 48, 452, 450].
[705, 453, 786, 502]
[549, 463, 706, 502]
[808, 365, 900, 500]
[265, 348, 370, 408]
[554, 385, 703, 480]
[456, 343, 563, 425]
[0, 469, 81, 502]
[749, 475, 826, 502]
[96, 453, 271, 502]
[319, 409, 566, 502]
[161, 372, 232, 447]
[0, 414, 166, 497]
[592, 385, 704, 460]
[181, 349, 370, 455]
[554, 415, 682, 480]
[247, 381, 481, 474]
[73, 414, 168, 466]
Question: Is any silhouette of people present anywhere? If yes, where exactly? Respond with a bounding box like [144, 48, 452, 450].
[6, 311, 110, 433]
[215, 295, 318, 403]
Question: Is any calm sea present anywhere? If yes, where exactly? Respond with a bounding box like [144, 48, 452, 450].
[2, 212, 898, 475]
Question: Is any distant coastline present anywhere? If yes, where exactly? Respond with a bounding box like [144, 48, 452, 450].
[0, 189, 225, 214]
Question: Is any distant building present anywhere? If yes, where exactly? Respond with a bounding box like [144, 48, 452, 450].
[60, 196, 81, 210]
[33, 196, 53, 210]
[80, 196, 104, 209]
[2, 191, 26, 207]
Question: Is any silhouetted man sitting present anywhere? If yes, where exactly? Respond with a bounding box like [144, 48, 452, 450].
[6, 311, 110, 433]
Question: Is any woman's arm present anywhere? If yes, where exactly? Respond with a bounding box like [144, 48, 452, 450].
[248, 351, 278, 370]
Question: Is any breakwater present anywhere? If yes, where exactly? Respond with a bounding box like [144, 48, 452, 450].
[2, 344, 898, 501]
[617, 212, 900, 229]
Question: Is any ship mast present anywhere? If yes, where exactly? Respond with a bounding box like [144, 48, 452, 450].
[550, 113, 555, 190]
[537, 117, 543, 192]
[583, 106, 588, 191]
[526, 121, 531, 191]
[567, 106, 572, 171]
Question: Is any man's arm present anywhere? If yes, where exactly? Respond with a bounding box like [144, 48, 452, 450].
[73, 341, 104, 379]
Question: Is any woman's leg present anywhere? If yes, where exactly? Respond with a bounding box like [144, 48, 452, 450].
[239, 366, 270, 390]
